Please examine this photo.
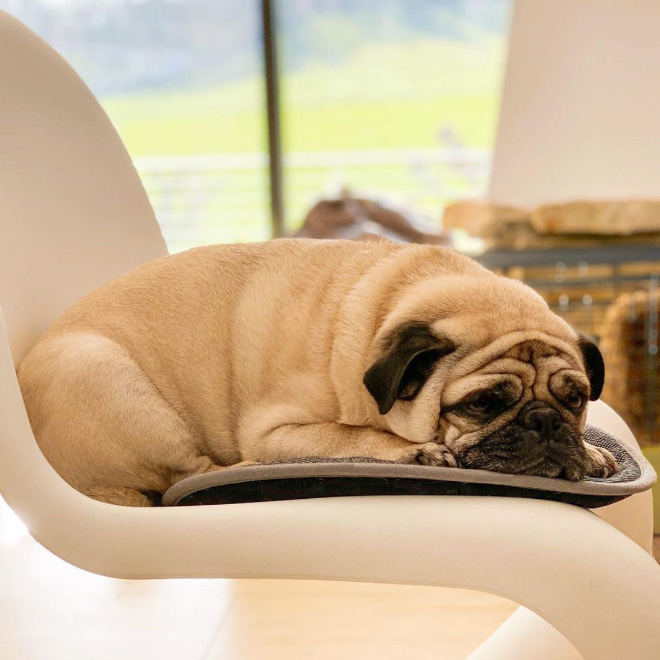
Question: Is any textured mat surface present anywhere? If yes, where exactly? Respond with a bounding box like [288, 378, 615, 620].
[163, 424, 656, 509]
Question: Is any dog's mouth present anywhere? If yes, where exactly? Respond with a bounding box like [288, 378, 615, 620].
[456, 426, 589, 481]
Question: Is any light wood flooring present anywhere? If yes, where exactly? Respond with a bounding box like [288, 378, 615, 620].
[0, 497, 657, 660]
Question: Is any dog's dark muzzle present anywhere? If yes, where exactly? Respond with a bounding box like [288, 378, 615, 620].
[520, 402, 562, 437]
[456, 401, 588, 479]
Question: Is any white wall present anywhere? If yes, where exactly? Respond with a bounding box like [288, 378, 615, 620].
[489, 0, 660, 208]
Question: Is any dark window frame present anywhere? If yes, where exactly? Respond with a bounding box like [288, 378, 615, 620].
[261, 0, 284, 238]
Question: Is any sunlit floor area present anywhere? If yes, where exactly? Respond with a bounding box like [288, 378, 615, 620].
[1, 496, 658, 660]
[0, 496, 519, 660]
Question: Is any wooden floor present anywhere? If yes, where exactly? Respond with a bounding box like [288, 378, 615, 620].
[0, 498, 657, 660]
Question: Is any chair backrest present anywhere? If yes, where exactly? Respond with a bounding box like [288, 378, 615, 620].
[0, 11, 171, 570]
[0, 11, 167, 366]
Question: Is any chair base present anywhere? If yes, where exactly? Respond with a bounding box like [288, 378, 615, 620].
[469, 607, 583, 660]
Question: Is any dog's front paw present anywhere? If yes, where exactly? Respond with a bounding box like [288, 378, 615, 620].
[584, 443, 618, 478]
[409, 442, 457, 467]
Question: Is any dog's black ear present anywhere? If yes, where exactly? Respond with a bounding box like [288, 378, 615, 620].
[578, 334, 605, 401]
[363, 322, 455, 415]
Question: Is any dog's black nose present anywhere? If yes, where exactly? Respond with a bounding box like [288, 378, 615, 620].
[521, 406, 562, 436]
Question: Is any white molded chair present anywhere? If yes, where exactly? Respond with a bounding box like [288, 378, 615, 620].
[1, 12, 659, 660]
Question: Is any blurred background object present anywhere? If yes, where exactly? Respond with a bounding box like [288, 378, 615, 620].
[601, 288, 659, 448]
[295, 189, 450, 244]
[444, 199, 660, 251]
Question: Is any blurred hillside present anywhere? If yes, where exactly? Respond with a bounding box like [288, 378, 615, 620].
[6, 0, 509, 96]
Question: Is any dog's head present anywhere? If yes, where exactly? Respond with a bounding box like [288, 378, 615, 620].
[362, 277, 605, 480]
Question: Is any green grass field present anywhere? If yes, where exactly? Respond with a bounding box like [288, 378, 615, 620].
[101, 36, 506, 156]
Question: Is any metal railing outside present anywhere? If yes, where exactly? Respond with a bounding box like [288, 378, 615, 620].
[134, 147, 491, 253]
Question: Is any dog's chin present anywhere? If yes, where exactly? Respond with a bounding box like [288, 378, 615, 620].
[455, 426, 589, 481]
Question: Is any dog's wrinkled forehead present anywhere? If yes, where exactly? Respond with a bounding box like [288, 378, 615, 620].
[448, 330, 581, 377]
[442, 333, 585, 407]
[503, 339, 558, 363]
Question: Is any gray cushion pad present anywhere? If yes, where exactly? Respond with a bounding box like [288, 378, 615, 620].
[162, 425, 657, 509]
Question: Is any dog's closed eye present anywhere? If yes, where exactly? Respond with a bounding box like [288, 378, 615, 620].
[456, 394, 507, 419]
[450, 382, 521, 420]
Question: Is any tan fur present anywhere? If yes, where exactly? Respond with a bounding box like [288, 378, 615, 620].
[17, 239, 608, 505]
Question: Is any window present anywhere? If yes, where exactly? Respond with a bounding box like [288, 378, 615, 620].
[8, 0, 511, 249]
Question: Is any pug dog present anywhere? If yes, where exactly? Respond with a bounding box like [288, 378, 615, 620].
[17, 239, 616, 506]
